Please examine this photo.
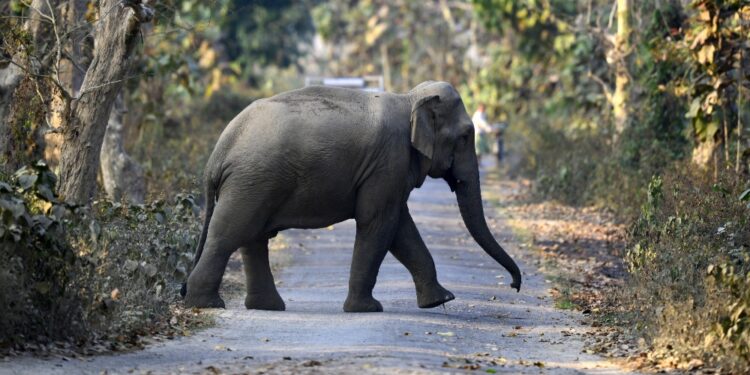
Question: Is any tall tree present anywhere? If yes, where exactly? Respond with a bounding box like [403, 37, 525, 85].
[612, 0, 630, 140]
[100, 93, 145, 203]
[58, 0, 154, 203]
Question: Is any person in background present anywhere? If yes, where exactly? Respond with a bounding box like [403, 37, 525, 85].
[472, 103, 493, 157]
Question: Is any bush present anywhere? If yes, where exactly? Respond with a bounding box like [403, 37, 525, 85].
[0, 162, 200, 350]
[624, 167, 750, 371]
[0, 162, 83, 345]
[508, 122, 648, 220]
[525, 129, 607, 206]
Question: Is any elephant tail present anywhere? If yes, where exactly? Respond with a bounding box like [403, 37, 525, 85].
[180, 171, 219, 298]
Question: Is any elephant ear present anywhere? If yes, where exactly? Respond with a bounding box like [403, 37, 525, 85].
[410, 95, 439, 158]
[410, 95, 439, 186]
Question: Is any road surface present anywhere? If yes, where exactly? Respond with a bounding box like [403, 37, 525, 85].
[2, 168, 634, 374]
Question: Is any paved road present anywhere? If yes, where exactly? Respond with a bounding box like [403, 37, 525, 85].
[2, 170, 633, 374]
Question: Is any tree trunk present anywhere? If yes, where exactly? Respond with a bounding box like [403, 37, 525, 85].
[380, 43, 391, 92]
[692, 136, 719, 169]
[734, 43, 745, 173]
[0, 65, 24, 173]
[58, 0, 153, 204]
[45, 0, 89, 170]
[612, 0, 630, 141]
[100, 94, 145, 203]
[0, 0, 51, 173]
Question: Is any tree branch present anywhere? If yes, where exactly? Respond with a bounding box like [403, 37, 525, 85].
[588, 71, 614, 105]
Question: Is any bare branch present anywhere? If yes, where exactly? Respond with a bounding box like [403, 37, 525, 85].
[75, 74, 141, 100]
[6, 58, 71, 100]
[607, 0, 617, 31]
[22, 0, 55, 24]
[61, 50, 87, 75]
[42, 0, 65, 95]
[588, 71, 614, 105]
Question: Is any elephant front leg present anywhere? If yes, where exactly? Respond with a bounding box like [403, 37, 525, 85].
[344, 209, 400, 313]
[390, 205, 455, 308]
[241, 240, 285, 311]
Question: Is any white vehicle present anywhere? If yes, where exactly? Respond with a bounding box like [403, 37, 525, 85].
[304, 75, 384, 92]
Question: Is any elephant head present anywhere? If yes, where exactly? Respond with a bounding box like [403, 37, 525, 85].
[408, 81, 522, 291]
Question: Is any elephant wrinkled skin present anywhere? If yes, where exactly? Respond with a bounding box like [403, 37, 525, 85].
[181, 81, 522, 312]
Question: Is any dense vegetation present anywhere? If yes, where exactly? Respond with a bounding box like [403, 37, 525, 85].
[1, 0, 748, 371]
[0, 162, 199, 349]
[469, 0, 748, 370]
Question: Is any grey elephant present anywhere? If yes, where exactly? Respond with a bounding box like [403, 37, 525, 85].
[181, 81, 522, 312]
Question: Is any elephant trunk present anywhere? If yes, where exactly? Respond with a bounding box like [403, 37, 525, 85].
[452, 168, 522, 291]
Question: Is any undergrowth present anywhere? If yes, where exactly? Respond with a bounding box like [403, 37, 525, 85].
[623, 167, 750, 371]
[0, 162, 201, 351]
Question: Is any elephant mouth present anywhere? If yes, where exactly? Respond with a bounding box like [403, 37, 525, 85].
[443, 170, 458, 192]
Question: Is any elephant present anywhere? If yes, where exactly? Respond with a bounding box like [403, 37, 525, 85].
[181, 81, 522, 312]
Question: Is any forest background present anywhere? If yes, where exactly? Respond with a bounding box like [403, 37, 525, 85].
[0, 0, 748, 372]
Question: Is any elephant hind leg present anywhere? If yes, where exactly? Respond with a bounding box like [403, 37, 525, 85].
[241, 240, 285, 311]
[390, 205, 455, 309]
[184, 195, 268, 309]
[183, 232, 234, 308]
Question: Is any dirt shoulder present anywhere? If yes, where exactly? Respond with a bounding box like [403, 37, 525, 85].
[482, 167, 651, 370]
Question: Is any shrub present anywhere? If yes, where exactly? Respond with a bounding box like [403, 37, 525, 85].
[0, 162, 200, 350]
[625, 167, 750, 371]
[0, 162, 83, 345]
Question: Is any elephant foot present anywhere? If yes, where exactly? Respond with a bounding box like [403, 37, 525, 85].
[417, 283, 455, 309]
[343, 295, 383, 313]
[245, 291, 286, 311]
[184, 292, 225, 309]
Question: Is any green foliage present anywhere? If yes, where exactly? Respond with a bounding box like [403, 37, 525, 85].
[470, 4, 747, 369]
[221, 0, 315, 82]
[122, 0, 301, 198]
[471, 0, 577, 58]
[465, 2, 618, 207]
[679, 0, 748, 137]
[136, 0, 314, 96]
[0, 163, 199, 349]
[0, 15, 48, 172]
[74, 194, 199, 341]
[621, 2, 690, 170]
[0, 162, 81, 345]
